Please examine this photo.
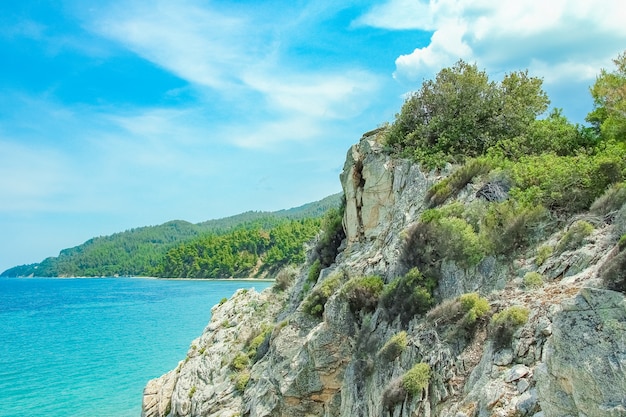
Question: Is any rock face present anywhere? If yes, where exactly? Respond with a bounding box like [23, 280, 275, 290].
[142, 132, 626, 417]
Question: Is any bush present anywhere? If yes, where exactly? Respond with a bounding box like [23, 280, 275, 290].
[247, 324, 273, 360]
[381, 268, 436, 324]
[459, 292, 490, 326]
[425, 158, 493, 207]
[600, 250, 626, 293]
[523, 272, 544, 289]
[378, 331, 408, 361]
[402, 363, 431, 397]
[341, 275, 385, 314]
[507, 145, 626, 216]
[313, 205, 346, 267]
[620, 234, 626, 251]
[535, 245, 553, 266]
[230, 352, 249, 371]
[234, 370, 251, 393]
[302, 273, 342, 318]
[490, 306, 530, 348]
[411, 210, 486, 269]
[590, 182, 626, 215]
[273, 266, 297, 292]
[555, 220, 594, 254]
[481, 200, 548, 256]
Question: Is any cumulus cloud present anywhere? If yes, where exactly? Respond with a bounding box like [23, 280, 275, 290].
[357, 0, 626, 85]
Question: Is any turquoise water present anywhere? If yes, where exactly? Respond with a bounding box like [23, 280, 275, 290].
[0, 277, 272, 417]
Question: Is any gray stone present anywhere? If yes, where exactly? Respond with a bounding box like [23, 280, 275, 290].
[493, 348, 514, 366]
[504, 364, 531, 383]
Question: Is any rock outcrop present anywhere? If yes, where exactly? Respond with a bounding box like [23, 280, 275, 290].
[142, 132, 626, 417]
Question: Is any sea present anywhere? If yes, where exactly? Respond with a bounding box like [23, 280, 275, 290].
[0, 277, 272, 417]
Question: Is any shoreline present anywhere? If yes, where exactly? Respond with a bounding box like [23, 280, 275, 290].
[3, 276, 275, 282]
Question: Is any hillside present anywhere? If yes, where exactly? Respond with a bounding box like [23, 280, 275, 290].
[141, 55, 626, 417]
[1, 193, 342, 278]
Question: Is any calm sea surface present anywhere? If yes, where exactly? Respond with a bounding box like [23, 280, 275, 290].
[0, 277, 272, 417]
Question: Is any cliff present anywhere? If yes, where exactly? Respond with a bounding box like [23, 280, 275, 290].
[141, 131, 626, 417]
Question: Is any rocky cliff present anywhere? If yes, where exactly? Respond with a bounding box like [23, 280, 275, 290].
[142, 131, 626, 417]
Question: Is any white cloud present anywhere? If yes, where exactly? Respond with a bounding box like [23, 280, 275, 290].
[359, 0, 626, 86]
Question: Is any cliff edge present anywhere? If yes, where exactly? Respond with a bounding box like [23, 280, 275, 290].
[141, 132, 626, 417]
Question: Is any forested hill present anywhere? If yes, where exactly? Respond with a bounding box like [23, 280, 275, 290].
[1, 193, 342, 278]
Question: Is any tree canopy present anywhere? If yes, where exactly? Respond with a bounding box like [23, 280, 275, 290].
[587, 51, 626, 141]
[385, 60, 549, 167]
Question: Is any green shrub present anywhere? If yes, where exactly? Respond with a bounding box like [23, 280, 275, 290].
[507, 145, 626, 215]
[590, 182, 626, 215]
[619, 234, 626, 251]
[378, 331, 408, 361]
[313, 205, 346, 267]
[381, 268, 436, 324]
[247, 324, 273, 360]
[273, 266, 297, 291]
[341, 275, 385, 314]
[188, 385, 196, 399]
[414, 210, 486, 269]
[600, 250, 626, 293]
[459, 292, 490, 325]
[302, 273, 342, 318]
[481, 200, 548, 256]
[230, 352, 249, 371]
[402, 363, 431, 397]
[490, 306, 530, 348]
[425, 158, 493, 207]
[555, 220, 594, 254]
[234, 370, 251, 393]
[307, 259, 322, 285]
[219, 297, 228, 306]
[535, 245, 553, 266]
[523, 272, 544, 289]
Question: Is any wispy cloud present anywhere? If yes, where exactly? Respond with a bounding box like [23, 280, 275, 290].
[84, 0, 381, 149]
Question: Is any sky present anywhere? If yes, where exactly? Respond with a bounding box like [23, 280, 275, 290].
[1, 0, 625, 273]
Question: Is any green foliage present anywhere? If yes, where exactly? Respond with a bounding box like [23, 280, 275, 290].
[590, 182, 626, 215]
[273, 266, 297, 292]
[153, 218, 322, 278]
[302, 273, 342, 318]
[600, 250, 626, 293]
[493, 108, 598, 159]
[384, 60, 548, 168]
[620, 234, 626, 251]
[555, 220, 594, 254]
[230, 352, 249, 371]
[341, 275, 384, 314]
[188, 385, 196, 399]
[426, 158, 493, 207]
[381, 268, 436, 324]
[246, 324, 273, 360]
[523, 272, 544, 289]
[506, 143, 626, 215]
[313, 203, 346, 267]
[459, 292, 490, 325]
[480, 200, 548, 256]
[378, 331, 408, 361]
[307, 259, 322, 285]
[535, 245, 553, 266]
[490, 306, 530, 348]
[587, 50, 626, 141]
[234, 370, 251, 393]
[2, 194, 344, 278]
[402, 363, 431, 397]
[219, 297, 228, 306]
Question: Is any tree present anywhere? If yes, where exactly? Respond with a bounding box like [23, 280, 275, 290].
[587, 51, 626, 141]
[385, 60, 549, 167]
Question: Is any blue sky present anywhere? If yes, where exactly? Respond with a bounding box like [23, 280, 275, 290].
[1, 0, 625, 272]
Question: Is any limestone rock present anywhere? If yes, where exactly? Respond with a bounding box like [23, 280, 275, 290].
[536, 288, 626, 417]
